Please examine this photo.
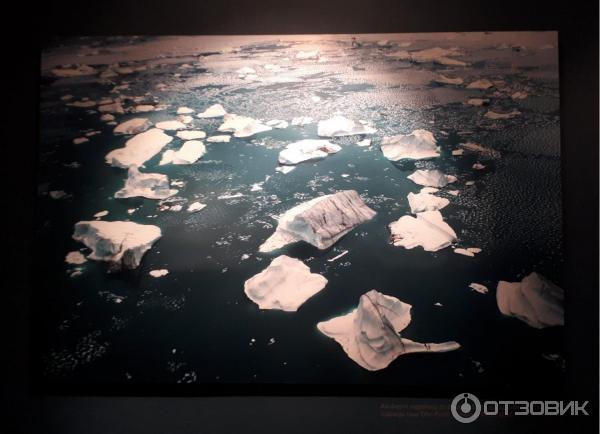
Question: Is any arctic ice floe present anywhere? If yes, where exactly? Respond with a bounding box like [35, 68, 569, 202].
[73, 137, 89, 145]
[105, 128, 173, 168]
[484, 110, 521, 120]
[469, 283, 489, 294]
[243, 255, 328, 311]
[389, 210, 457, 251]
[176, 130, 206, 140]
[459, 142, 501, 158]
[100, 113, 115, 122]
[177, 107, 195, 115]
[496, 272, 564, 329]
[390, 47, 467, 66]
[52, 64, 97, 77]
[114, 166, 178, 200]
[291, 116, 313, 126]
[407, 170, 457, 188]
[259, 190, 376, 252]
[466, 98, 489, 106]
[295, 50, 319, 60]
[159, 140, 206, 165]
[65, 251, 87, 265]
[434, 74, 464, 85]
[454, 247, 481, 257]
[156, 120, 187, 131]
[407, 192, 449, 213]
[94, 210, 109, 218]
[134, 105, 155, 113]
[197, 104, 227, 118]
[317, 289, 460, 371]
[511, 91, 528, 100]
[278, 139, 341, 165]
[266, 119, 289, 129]
[72, 220, 161, 270]
[317, 116, 376, 137]
[380, 130, 439, 161]
[98, 102, 125, 114]
[187, 202, 207, 213]
[356, 139, 371, 147]
[467, 79, 494, 89]
[113, 118, 153, 135]
[218, 114, 272, 138]
[149, 269, 169, 278]
[206, 135, 231, 143]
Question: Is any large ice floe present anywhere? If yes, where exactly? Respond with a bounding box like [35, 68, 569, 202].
[407, 192, 449, 213]
[278, 139, 341, 165]
[159, 140, 206, 165]
[380, 130, 440, 161]
[317, 116, 376, 137]
[72, 220, 161, 270]
[244, 255, 328, 311]
[259, 190, 376, 252]
[113, 118, 153, 135]
[114, 166, 178, 199]
[197, 104, 227, 118]
[317, 289, 460, 371]
[217, 114, 272, 138]
[496, 272, 564, 329]
[407, 169, 457, 188]
[389, 210, 457, 251]
[105, 128, 173, 168]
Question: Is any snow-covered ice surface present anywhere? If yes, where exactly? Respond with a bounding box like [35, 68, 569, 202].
[38, 32, 562, 388]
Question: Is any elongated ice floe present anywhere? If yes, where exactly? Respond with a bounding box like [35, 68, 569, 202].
[218, 114, 272, 138]
[52, 64, 97, 77]
[244, 255, 328, 311]
[278, 139, 341, 165]
[317, 116, 376, 137]
[389, 210, 457, 251]
[317, 289, 460, 371]
[434, 74, 464, 85]
[496, 272, 564, 329]
[469, 283, 489, 294]
[467, 79, 494, 89]
[259, 190, 376, 252]
[187, 202, 207, 213]
[296, 50, 319, 60]
[381, 130, 439, 161]
[390, 47, 467, 66]
[458, 142, 501, 158]
[159, 140, 206, 165]
[72, 220, 161, 270]
[113, 118, 153, 135]
[484, 110, 521, 120]
[206, 135, 231, 143]
[156, 120, 187, 131]
[105, 128, 173, 168]
[407, 169, 457, 188]
[407, 191, 449, 213]
[176, 107, 194, 114]
[176, 130, 206, 140]
[114, 166, 178, 200]
[197, 104, 227, 118]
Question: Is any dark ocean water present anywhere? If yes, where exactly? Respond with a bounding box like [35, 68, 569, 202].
[36, 34, 564, 390]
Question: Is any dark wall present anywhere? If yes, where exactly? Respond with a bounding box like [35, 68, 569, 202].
[3, 0, 598, 433]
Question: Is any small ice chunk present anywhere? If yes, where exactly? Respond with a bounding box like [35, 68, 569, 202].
[452, 149, 464, 156]
[49, 190, 68, 200]
[187, 202, 207, 213]
[177, 107, 195, 114]
[113, 118, 153, 135]
[356, 139, 371, 147]
[484, 110, 521, 120]
[459, 142, 500, 158]
[218, 192, 244, 200]
[98, 102, 125, 114]
[454, 248, 475, 257]
[100, 113, 115, 122]
[94, 210, 109, 218]
[176, 130, 206, 140]
[407, 169, 457, 188]
[327, 250, 349, 262]
[381, 130, 439, 161]
[469, 283, 489, 294]
[206, 135, 231, 143]
[159, 140, 206, 165]
[218, 114, 272, 138]
[447, 190, 459, 196]
[236, 66, 256, 75]
[275, 165, 295, 174]
[317, 116, 376, 137]
[105, 128, 173, 168]
[467, 247, 482, 254]
[466, 98, 490, 106]
[134, 105, 155, 113]
[197, 104, 227, 118]
[511, 91, 528, 100]
[291, 116, 313, 126]
[389, 210, 457, 252]
[407, 192, 450, 213]
[434, 74, 464, 85]
[467, 79, 494, 89]
[73, 137, 89, 145]
[244, 255, 328, 311]
[278, 139, 341, 165]
[149, 269, 169, 278]
[472, 163, 486, 170]
[156, 120, 187, 131]
[72, 220, 161, 269]
[127, 208, 137, 214]
[65, 251, 87, 265]
[496, 272, 564, 328]
[317, 289, 460, 371]
[114, 166, 178, 200]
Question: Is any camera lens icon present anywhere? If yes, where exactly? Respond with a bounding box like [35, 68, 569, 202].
[451, 393, 481, 423]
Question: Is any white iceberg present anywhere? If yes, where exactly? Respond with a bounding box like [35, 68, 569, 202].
[177, 130, 206, 140]
[389, 210, 457, 251]
[187, 202, 207, 213]
[105, 128, 173, 168]
[407, 192, 449, 213]
[317, 116, 376, 137]
[72, 220, 161, 270]
[197, 104, 227, 118]
[94, 210, 109, 218]
[65, 251, 87, 265]
[496, 272, 564, 329]
[381, 130, 439, 161]
[113, 118, 153, 135]
[278, 139, 341, 165]
[160, 140, 206, 165]
[156, 120, 187, 131]
[259, 190, 376, 252]
[206, 135, 231, 143]
[149, 269, 169, 278]
[243, 255, 328, 311]
[114, 166, 178, 200]
[467, 79, 494, 89]
[317, 289, 461, 371]
[407, 170, 457, 188]
[218, 114, 272, 138]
